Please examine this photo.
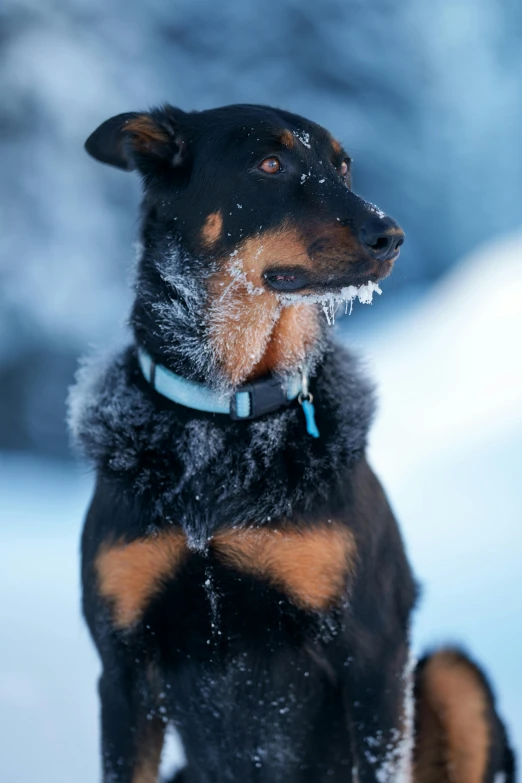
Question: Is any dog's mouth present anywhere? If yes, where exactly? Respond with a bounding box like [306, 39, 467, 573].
[263, 269, 311, 292]
[263, 264, 390, 294]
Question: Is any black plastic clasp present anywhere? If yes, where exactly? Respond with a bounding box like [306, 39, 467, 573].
[230, 376, 293, 421]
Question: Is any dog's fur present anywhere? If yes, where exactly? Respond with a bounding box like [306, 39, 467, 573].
[72, 104, 514, 782]
[413, 649, 515, 782]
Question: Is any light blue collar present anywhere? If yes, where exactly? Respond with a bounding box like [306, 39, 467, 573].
[137, 348, 302, 420]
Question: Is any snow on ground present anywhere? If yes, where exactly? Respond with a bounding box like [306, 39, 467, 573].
[362, 231, 522, 480]
[0, 457, 99, 783]
[0, 233, 520, 781]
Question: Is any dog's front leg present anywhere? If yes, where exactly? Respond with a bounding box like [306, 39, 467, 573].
[81, 483, 166, 783]
[98, 655, 165, 783]
[346, 642, 412, 783]
[338, 460, 415, 781]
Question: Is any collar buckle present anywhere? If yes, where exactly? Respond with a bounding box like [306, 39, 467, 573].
[230, 376, 292, 421]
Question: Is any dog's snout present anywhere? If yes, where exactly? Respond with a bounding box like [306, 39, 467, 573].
[358, 215, 405, 262]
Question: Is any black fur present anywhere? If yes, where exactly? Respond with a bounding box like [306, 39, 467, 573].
[72, 103, 512, 783]
[70, 342, 375, 533]
[75, 342, 416, 782]
[84, 104, 402, 392]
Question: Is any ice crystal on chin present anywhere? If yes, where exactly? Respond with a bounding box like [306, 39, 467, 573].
[280, 281, 382, 325]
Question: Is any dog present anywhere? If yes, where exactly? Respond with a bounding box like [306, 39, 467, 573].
[70, 104, 514, 782]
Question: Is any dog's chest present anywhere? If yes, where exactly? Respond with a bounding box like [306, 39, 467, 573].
[95, 522, 357, 632]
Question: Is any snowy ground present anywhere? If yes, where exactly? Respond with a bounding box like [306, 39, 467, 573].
[0, 233, 520, 782]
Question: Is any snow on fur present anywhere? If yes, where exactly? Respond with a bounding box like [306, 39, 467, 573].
[68, 233, 376, 540]
[67, 340, 375, 541]
[358, 650, 414, 782]
[378, 651, 414, 782]
[138, 238, 222, 385]
[292, 130, 311, 149]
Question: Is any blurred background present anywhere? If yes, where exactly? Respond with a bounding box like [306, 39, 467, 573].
[0, 1, 521, 780]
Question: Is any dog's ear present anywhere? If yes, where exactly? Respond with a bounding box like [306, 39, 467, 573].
[84, 107, 189, 174]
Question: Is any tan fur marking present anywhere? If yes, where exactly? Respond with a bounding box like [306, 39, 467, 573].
[96, 530, 188, 628]
[279, 129, 295, 148]
[131, 715, 165, 783]
[201, 211, 223, 248]
[414, 651, 490, 783]
[124, 115, 170, 152]
[331, 137, 342, 154]
[212, 523, 356, 611]
[248, 302, 320, 380]
[207, 226, 319, 385]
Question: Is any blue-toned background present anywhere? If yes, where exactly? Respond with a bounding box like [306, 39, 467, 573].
[0, 1, 521, 781]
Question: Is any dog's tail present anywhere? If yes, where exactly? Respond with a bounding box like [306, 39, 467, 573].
[414, 648, 515, 782]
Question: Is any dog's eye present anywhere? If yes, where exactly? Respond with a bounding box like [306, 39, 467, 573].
[259, 157, 282, 174]
[340, 159, 351, 177]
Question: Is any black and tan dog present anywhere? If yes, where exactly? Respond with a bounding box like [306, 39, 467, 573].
[71, 104, 514, 782]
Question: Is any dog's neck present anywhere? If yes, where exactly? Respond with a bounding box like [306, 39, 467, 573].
[131, 240, 326, 392]
[207, 289, 323, 386]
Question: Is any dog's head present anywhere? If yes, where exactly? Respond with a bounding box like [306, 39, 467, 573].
[86, 104, 404, 387]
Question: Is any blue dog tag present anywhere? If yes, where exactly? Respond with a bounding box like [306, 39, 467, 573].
[301, 398, 320, 438]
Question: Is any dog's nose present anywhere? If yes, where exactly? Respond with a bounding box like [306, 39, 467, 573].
[358, 215, 405, 262]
